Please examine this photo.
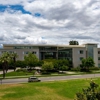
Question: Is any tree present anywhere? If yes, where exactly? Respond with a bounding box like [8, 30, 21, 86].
[0, 52, 11, 78]
[81, 57, 95, 71]
[69, 40, 79, 45]
[42, 59, 70, 71]
[24, 53, 39, 69]
[10, 53, 18, 71]
[42, 61, 54, 73]
[37, 60, 44, 66]
[15, 60, 26, 68]
[59, 65, 69, 71]
[75, 81, 100, 100]
[54, 59, 70, 71]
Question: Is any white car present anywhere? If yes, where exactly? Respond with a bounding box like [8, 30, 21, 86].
[28, 77, 41, 82]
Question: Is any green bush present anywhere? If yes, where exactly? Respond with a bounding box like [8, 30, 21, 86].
[41, 71, 51, 75]
[89, 67, 100, 70]
[15, 60, 26, 68]
[75, 81, 100, 100]
[42, 62, 54, 71]
[71, 67, 81, 71]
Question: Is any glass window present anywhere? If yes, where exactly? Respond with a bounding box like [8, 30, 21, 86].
[14, 46, 38, 49]
[9, 51, 14, 53]
[1, 51, 6, 53]
[23, 51, 29, 54]
[32, 51, 36, 54]
[24, 51, 29, 54]
[98, 64, 100, 67]
[80, 50, 83, 54]
[40, 47, 57, 51]
[98, 51, 100, 54]
[80, 57, 83, 61]
[98, 57, 100, 60]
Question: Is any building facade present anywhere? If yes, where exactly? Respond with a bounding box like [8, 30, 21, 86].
[0, 43, 100, 67]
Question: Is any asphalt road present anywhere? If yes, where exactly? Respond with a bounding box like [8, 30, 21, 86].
[0, 73, 100, 84]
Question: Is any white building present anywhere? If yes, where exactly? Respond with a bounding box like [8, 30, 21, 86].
[0, 43, 100, 67]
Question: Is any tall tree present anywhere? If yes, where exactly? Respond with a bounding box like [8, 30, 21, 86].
[42, 61, 54, 72]
[24, 52, 39, 69]
[0, 52, 11, 78]
[10, 53, 18, 71]
[81, 57, 95, 71]
[69, 40, 79, 45]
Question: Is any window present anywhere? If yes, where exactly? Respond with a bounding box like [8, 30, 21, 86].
[9, 51, 14, 54]
[32, 51, 36, 54]
[14, 46, 38, 49]
[80, 57, 83, 61]
[24, 51, 29, 54]
[1, 51, 6, 53]
[98, 51, 100, 54]
[98, 64, 100, 67]
[80, 50, 83, 54]
[23, 51, 29, 54]
[98, 57, 100, 60]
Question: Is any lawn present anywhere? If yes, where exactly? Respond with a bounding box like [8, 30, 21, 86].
[0, 70, 100, 79]
[0, 71, 90, 79]
[0, 78, 100, 100]
[0, 71, 34, 78]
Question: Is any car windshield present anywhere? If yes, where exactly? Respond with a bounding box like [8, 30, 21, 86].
[30, 77, 37, 79]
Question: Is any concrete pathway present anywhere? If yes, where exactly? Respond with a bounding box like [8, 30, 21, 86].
[0, 70, 14, 74]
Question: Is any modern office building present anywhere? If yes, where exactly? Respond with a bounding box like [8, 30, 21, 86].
[0, 43, 100, 67]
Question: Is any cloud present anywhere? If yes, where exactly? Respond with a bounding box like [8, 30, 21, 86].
[0, 0, 100, 46]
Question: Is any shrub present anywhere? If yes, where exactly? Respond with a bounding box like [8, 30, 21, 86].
[89, 67, 100, 70]
[75, 81, 100, 100]
[71, 67, 81, 71]
[59, 65, 69, 71]
[42, 62, 54, 72]
[15, 60, 26, 68]
[41, 70, 51, 75]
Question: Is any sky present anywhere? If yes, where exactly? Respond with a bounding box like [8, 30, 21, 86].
[0, 0, 100, 47]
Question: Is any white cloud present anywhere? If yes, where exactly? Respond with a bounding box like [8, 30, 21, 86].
[0, 0, 28, 5]
[0, 0, 100, 46]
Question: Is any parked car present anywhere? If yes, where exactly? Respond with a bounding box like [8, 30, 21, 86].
[28, 77, 41, 82]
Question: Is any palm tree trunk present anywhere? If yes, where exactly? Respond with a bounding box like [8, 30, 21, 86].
[3, 70, 5, 78]
[2, 64, 5, 78]
[13, 57, 16, 71]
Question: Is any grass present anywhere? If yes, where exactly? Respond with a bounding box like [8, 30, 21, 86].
[0, 70, 100, 79]
[0, 78, 100, 100]
[0, 71, 33, 78]
[0, 71, 90, 79]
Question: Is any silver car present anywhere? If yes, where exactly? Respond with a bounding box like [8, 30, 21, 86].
[28, 77, 41, 82]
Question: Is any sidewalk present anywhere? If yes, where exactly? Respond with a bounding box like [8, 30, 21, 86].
[0, 70, 14, 75]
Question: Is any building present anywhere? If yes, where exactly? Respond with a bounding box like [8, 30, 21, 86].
[0, 43, 100, 67]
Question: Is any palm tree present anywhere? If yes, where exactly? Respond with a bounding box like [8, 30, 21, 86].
[0, 52, 11, 78]
[11, 53, 18, 71]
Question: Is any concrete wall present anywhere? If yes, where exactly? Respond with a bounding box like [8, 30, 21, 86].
[0, 48, 39, 60]
[94, 48, 98, 67]
[98, 48, 100, 67]
[72, 47, 86, 67]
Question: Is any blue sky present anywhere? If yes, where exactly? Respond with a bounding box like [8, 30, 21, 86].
[0, 5, 31, 14]
[0, 0, 100, 46]
[0, 4, 42, 17]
